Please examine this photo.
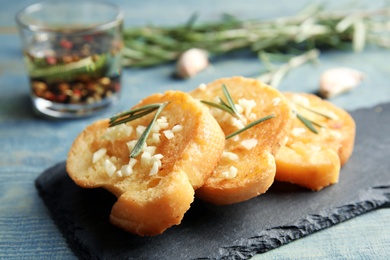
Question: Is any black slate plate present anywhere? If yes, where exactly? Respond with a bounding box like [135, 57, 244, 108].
[36, 102, 390, 260]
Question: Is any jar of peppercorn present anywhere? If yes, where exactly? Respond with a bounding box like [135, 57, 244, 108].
[16, 0, 124, 118]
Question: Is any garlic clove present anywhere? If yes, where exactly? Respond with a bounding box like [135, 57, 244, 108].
[319, 67, 364, 98]
[176, 48, 209, 78]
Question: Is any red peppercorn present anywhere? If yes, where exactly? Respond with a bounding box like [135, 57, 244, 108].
[73, 89, 81, 96]
[46, 56, 57, 65]
[60, 39, 73, 49]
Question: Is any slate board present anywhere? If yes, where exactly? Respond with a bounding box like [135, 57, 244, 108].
[35, 102, 390, 260]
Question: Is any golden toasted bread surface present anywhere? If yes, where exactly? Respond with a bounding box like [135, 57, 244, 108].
[275, 93, 356, 191]
[66, 90, 225, 235]
[190, 77, 293, 205]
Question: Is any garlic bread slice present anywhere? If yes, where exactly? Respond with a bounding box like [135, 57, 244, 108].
[67, 90, 225, 235]
[275, 92, 356, 191]
[190, 77, 293, 205]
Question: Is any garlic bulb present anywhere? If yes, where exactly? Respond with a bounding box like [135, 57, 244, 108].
[176, 48, 209, 78]
[319, 67, 363, 98]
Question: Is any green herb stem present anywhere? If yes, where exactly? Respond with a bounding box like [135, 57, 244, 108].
[129, 102, 169, 158]
[257, 49, 320, 88]
[296, 113, 320, 134]
[109, 103, 162, 126]
[222, 84, 240, 118]
[225, 114, 275, 139]
[296, 103, 338, 120]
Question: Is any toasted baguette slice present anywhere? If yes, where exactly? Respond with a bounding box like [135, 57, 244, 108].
[190, 77, 293, 205]
[275, 93, 356, 191]
[67, 91, 225, 235]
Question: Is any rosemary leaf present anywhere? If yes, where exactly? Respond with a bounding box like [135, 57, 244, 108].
[109, 103, 162, 126]
[296, 113, 319, 134]
[226, 114, 275, 139]
[130, 102, 169, 158]
[222, 84, 240, 118]
[296, 103, 337, 120]
[353, 19, 366, 52]
[109, 108, 159, 127]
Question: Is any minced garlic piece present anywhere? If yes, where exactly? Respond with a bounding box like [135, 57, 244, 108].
[222, 151, 239, 161]
[248, 113, 257, 121]
[238, 98, 257, 118]
[292, 94, 310, 107]
[149, 133, 161, 144]
[151, 154, 164, 165]
[172, 124, 183, 133]
[329, 129, 343, 139]
[156, 116, 169, 129]
[292, 127, 306, 136]
[231, 135, 240, 142]
[92, 148, 107, 163]
[126, 140, 138, 152]
[221, 166, 238, 179]
[143, 145, 156, 156]
[149, 161, 159, 175]
[104, 124, 133, 141]
[141, 151, 152, 166]
[153, 116, 169, 132]
[120, 164, 133, 176]
[104, 159, 116, 177]
[231, 117, 245, 129]
[163, 130, 174, 139]
[115, 158, 137, 178]
[241, 139, 258, 150]
[272, 97, 281, 106]
[149, 154, 164, 176]
[128, 157, 137, 168]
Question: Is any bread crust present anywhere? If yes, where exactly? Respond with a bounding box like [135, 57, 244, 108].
[190, 77, 293, 205]
[275, 92, 356, 190]
[66, 90, 225, 235]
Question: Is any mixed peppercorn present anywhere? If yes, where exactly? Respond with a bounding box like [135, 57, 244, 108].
[25, 31, 122, 105]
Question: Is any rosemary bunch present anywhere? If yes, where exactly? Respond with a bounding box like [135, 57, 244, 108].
[122, 6, 390, 67]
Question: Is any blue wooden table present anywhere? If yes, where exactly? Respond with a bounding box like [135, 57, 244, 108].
[1, 0, 389, 259]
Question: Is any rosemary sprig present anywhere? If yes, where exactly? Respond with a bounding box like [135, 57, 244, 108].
[225, 114, 275, 139]
[122, 6, 390, 68]
[109, 102, 169, 158]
